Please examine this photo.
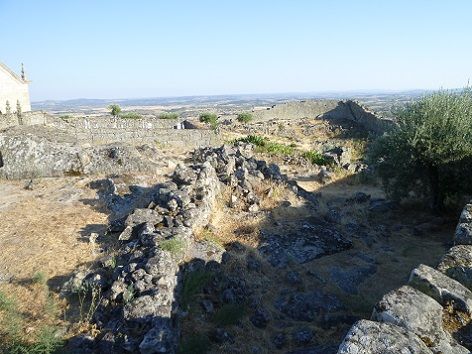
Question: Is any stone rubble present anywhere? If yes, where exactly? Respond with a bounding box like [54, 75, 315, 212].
[337, 201, 472, 353]
[65, 143, 320, 353]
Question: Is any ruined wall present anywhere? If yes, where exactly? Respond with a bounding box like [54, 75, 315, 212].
[0, 111, 49, 130]
[250, 100, 339, 121]
[0, 65, 31, 113]
[45, 116, 220, 148]
[338, 201, 472, 353]
[244, 99, 396, 135]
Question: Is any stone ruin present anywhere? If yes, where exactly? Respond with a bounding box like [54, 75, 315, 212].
[55, 139, 472, 353]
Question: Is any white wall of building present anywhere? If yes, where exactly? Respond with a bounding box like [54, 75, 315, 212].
[0, 65, 31, 114]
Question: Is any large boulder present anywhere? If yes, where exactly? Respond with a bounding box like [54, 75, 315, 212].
[0, 125, 164, 179]
[372, 285, 468, 354]
[337, 319, 433, 354]
[408, 264, 472, 314]
[438, 245, 472, 291]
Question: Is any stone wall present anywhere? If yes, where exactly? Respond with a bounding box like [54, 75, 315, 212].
[250, 100, 339, 121]
[46, 116, 220, 148]
[0, 64, 31, 113]
[338, 201, 472, 353]
[239, 99, 396, 135]
[0, 111, 48, 130]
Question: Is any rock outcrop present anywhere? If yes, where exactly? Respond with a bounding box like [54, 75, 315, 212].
[337, 201, 472, 353]
[0, 125, 166, 179]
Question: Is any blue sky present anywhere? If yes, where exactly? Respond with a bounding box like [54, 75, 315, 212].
[1, 0, 471, 101]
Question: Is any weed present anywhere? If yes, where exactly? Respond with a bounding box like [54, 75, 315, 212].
[303, 150, 329, 166]
[159, 238, 186, 256]
[233, 135, 294, 155]
[78, 284, 102, 324]
[212, 303, 246, 326]
[32, 271, 47, 286]
[123, 284, 135, 304]
[0, 291, 63, 354]
[233, 134, 266, 146]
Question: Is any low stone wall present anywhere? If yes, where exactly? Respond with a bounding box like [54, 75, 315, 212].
[0, 111, 49, 130]
[47, 116, 220, 148]
[338, 201, 472, 353]
[64, 144, 302, 353]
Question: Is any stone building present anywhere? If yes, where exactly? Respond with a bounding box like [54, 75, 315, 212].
[0, 62, 31, 114]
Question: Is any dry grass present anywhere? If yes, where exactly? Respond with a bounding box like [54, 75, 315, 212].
[443, 302, 471, 335]
[0, 177, 109, 344]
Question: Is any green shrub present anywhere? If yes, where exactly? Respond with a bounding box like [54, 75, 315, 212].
[120, 111, 142, 119]
[233, 135, 294, 155]
[158, 112, 179, 120]
[233, 134, 266, 146]
[303, 150, 329, 166]
[199, 113, 218, 129]
[369, 87, 472, 211]
[108, 104, 121, 117]
[264, 141, 294, 155]
[237, 112, 253, 123]
[212, 303, 246, 326]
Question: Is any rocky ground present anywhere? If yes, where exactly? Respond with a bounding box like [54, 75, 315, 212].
[0, 113, 461, 353]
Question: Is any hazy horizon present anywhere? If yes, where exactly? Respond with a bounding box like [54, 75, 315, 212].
[2, 0, 471, 101]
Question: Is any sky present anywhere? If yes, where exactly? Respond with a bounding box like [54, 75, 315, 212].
[1, 0, 471, 101]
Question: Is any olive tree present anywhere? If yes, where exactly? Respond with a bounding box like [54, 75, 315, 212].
[368, 87, 472, 211]
[108, 104, 122, 118]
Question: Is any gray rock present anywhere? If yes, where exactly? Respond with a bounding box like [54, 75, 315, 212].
[455, 223, 472, 245]
[139, 321, 174, 354]
[372, 285, 468, 354]
[126, 209, 164, 228]
[337, 319, 434, 354]
[438, 245, 472, 290]
[460, 203, 472, 223]
[118, 226, 133, 241]
[409, 264, 472, 314]
[124, 294, 173, 323]
[172, 163, 197, 185]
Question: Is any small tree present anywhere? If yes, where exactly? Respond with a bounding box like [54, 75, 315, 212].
[108, 104, 122, 118]
[237, 112, 253, 123]
[199, 113, 218, 130]
[369, 87, 472, 211]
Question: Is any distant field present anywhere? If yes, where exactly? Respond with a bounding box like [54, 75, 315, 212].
[32, 91, 427, 116]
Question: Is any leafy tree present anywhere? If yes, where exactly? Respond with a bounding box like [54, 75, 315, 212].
[368, 87, 472, 211]
[199, 113, 218, 130]
[108, 104, 122, 118]
[237, 112, 253, 123]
